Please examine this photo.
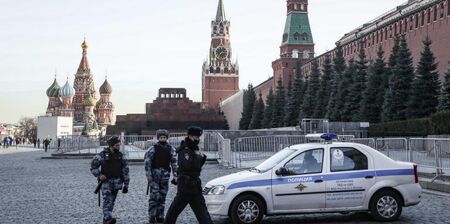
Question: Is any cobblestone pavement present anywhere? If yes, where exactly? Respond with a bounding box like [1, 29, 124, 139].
[1, 148, 450, 224]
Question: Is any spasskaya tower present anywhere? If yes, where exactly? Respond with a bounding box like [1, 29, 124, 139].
[202, 0, 239, 110]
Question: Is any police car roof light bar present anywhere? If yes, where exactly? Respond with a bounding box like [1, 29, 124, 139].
[320, 133, 337, 141]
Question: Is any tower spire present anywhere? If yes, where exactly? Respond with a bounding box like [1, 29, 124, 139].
[77, 38, 90, 74]
[215, 0, 226, 22]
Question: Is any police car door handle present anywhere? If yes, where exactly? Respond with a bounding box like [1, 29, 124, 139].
[365, 175, 374, 179]
[314, 179, 323, 183]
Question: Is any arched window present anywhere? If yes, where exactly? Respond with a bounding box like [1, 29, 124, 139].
[292, 49, 299, 58]
[303, 50, 310, 59]
[421, 11, 425, 26]
[283, 33, 288, 42]
[294, 32, 301, 40]
[416, 14, 419, 28]
[434, 6, 438, 21]
[301, 4, 305, 11]
[301, 32, 309, 40]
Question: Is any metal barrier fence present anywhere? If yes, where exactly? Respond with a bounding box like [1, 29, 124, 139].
[55, 135, 100, 153]
[52, 131, 450, 178]
[233, 135, 306, 168]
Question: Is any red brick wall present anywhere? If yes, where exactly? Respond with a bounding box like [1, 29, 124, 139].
[203, 76, 239, 109]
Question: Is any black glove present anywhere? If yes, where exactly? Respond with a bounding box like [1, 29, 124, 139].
[122, 185, 128, 194]
[171, 179, 177, 186]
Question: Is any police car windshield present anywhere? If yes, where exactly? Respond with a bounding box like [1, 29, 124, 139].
[254, 148, 296, 173]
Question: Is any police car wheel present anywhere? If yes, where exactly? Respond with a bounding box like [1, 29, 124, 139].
[230, 194, 264, 224]
[370, 190, 402, 222]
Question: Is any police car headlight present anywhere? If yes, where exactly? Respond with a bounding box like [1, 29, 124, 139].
[208, 185, 225, 195]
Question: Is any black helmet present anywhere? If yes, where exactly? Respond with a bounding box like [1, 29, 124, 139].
[107, 136, 121, 146]
[156, 129, 169, 139]
[187, 126, 203, 137]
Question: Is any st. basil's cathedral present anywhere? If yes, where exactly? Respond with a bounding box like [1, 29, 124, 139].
[45, 39, 115, 135]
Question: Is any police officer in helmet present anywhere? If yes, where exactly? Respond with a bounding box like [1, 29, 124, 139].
[145, 129, 178, 224]
[90, 136, 130, 224]
[164, 126, 213, 224]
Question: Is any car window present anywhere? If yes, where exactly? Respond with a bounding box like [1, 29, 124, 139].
[284, 148, 324, 175]
[330, 147, 368, 172]
[254, 148, 296, 172]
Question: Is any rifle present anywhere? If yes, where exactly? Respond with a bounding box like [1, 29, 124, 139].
[146, 181, 150, 195]
[94, 180, 103, 207]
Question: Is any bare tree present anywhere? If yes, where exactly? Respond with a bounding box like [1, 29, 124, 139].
[17, 117, 37, 140]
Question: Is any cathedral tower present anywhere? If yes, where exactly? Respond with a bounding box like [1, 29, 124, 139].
[59, 78, 75, 117]
[202, 0, 239, 110]
[73, 39, 97, 123]
[46, 77, 61, 116]
[272, 0, 314, 88]
[96, 78, 115, 125]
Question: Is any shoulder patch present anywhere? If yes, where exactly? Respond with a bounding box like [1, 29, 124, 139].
[184, 152, 190, 160]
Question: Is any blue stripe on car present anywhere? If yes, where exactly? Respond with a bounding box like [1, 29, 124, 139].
[227, 169, 413, 190]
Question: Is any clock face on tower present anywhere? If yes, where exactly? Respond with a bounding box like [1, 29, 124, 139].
[215, 47, 228, 59]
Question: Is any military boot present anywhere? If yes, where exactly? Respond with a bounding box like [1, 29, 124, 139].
[103, 218, 116, 224]
[149, 216, 157, 224]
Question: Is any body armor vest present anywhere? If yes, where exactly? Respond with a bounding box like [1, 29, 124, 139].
[101, 150, 123, 179]
[152, 144, 171, 170]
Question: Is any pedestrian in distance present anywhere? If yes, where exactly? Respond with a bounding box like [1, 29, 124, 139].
[90, 136, 130, 224]
[164, 126, 213, 224]
[145, 129, 178, 224]
[37, 138, 40, 149]
[43, 138, 50, 152]
[15, 138, 20, 149]
[57, 138, 61, 151]
[33, 138, 37, 148]
[3, 137, 7, 148]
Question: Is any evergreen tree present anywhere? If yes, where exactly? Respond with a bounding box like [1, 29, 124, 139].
[272, 78, 286, 127]
[327, 44, 346, 121]
[387, 37, 400, 86]
[383, 36, 415, 121]
[382, 38, 400, 122]
[238, 84, 256, 130]
[340, 59, 357, 122]
[92, 120, 99, 130]
[262, 88, 275, 128]
[438, 62, 450, 111]
[349, 45, 369, 121]
[285, 61, 306, 126]
[249, 93, 265, 129]
[283, 80, 294, 126]
[314, 54, 333, 118]
[408, 37, 441, 118]
[301, 60, 321, 119]
[361, 46, 387, 123]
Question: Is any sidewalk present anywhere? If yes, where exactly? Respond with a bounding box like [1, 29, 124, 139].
[0, 145, 42, 155]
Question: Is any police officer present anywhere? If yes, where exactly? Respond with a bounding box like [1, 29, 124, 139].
[164, 126, 213, 224]
[145, 129, 178, 224]
[90, 136, 130, 224]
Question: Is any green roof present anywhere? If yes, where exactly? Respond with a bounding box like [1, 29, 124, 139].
[282, 13, 314, 45]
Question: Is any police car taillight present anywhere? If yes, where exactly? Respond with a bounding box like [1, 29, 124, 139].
[413, 164, 418, 183]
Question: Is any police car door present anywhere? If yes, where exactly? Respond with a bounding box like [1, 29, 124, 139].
[325, 146, 375, 209]
[272, 148, 326, 212]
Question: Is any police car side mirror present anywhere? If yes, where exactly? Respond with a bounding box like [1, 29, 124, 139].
[275, 167, 288, 176]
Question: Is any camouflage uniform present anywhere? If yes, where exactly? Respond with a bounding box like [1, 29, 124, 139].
[91, 147, 130, 222]
[144, 143, 178, 223]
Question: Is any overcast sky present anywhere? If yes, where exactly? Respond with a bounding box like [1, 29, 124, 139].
[0, 0, 406, 124]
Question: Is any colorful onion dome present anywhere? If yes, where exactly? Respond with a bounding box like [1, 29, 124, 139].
[46, 78, 61, 97]
[99, 79, 112, 94]
[59, 80, 75, 98]
[83, 96, 96, 106]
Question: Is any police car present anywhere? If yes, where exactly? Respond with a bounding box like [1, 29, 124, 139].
[204, 134, 421, 224]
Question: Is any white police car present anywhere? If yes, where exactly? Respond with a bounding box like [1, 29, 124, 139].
[204, 134, 421, 224]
